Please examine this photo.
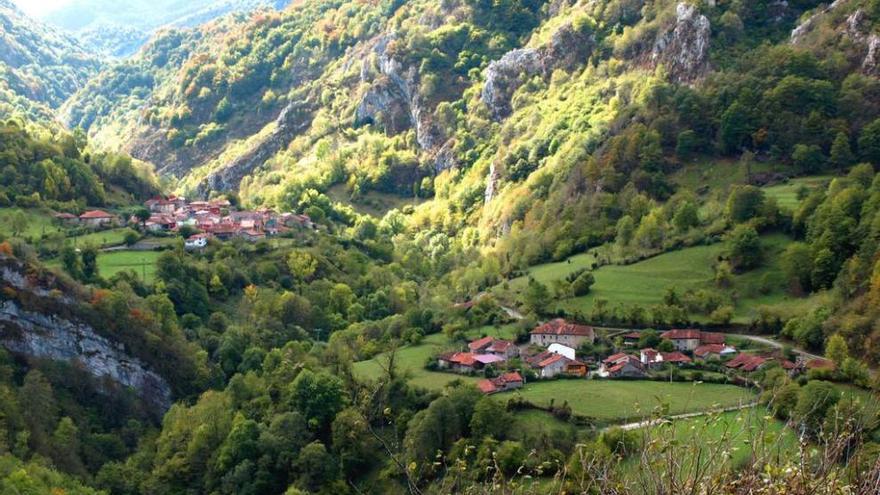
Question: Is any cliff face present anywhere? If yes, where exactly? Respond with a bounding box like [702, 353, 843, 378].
[650, 3, 711, 83]
[0, 256, 172, 412]
[481, 21, 595, 121]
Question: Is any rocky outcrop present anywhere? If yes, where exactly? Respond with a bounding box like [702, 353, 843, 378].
[481, 22, 595, 120]
[355, 34, 452, 170]
[791, 0, 847, 44]
[864, 35, 880, 75]
[484, 161, 501, 204]
[196, 97, 316, 196]
[482, 48, 545, 121]
[795, 5, 880, 77]
[0, 257, 171, 411]
[0, 300, 172, 411]
[650, 3, 711, 83]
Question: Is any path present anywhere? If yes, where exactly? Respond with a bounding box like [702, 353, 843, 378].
[728, 334, 824, 361]
[612, 401, 759, 431]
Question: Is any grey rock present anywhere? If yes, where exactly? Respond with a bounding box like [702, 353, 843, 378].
[651, 3, 711, 82]
[0, 300, 172, 411]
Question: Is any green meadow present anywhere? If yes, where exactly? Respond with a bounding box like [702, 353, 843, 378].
[513, 380, 755, 421]
[503, 233, 826, 323]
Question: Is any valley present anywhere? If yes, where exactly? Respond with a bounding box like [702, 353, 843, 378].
[1, 0, 880, 493]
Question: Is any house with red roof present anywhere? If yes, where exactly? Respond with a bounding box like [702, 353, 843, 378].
[598, 353, 646, 378]
[53, 212, 78, 224]
[486, 339, 519, 359]
[622, 332, 642, 346]
[660, 329, 726, 352]
[438, 352, 505, 373]
[694, 344, 737, 361]
[79, 210, 116, 228]
[532, 353, 585, 378]
[468, 336, 495, 353]
[530, 319, 595, 348]
[477, 372, 524, 394]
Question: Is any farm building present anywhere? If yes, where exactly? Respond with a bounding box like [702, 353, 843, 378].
[477, 372, 524, 394]
[694, 344, 737, 361]
[660, 329, 725, 352]
[530, 319, 595, 348]
[79, 210, 115, 228]
[599, 353, 646, 378]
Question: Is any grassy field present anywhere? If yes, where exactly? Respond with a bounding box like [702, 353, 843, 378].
[326, 184, 427, 217]
[501, 233, 827, 323]
[69, 228, 130, 247]
[618, 407, 796, 480]
[763, 176, 832, 211]
[96, 250, 161, 283]
[0, 208, 62, 238]
[514, 380, 755, 421]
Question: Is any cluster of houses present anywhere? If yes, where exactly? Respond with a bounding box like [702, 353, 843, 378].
[598, 330, 738, 378]
[438, 319, 597, 394]
[52, 196, 315, 249]
[436, 316, 832, 395]
[141, 196, 314, 248]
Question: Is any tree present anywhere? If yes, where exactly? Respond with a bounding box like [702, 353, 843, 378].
[673, 201, 699, 232]
[725, 224, 762, 271]
[829, 132, 854, 173]
[123, 228, 140, 246]
[293, 442, 337, 492]
[287, 250, 318, 283]
[725, 185, 765, 223]
[811, 247, 837, 289]
[857, 117, 880, 164]
[638, 330, 660, 349]
[52, 417, 84, 474]
[615, 215, 635, 248]
[61, 245, 83, 280]
[288, 370, 347, 428]
[781, 242, 813, 294]
[570, 271, 596, 296]
[794, 381, 840, 437]
[792, 144, 826, 174]
[470, 397, 513, 440]
[9, 210, 27, 237]
[81, 245, 99, 282]
[824, 334, 848, 367]
[658, 339, 675, 352]
[719, 102, 752, 154]
[331, 408, 376, 476]
[132, 207, 151, 229]
[523, 278, 550, 314]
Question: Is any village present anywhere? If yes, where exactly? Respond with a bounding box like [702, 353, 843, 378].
[53, 195, 315, 249]
[433, 318, 834, 395]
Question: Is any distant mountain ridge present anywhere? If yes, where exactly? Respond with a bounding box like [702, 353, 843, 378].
[41, 0, 293, 57]
[0, 0, 100, 117]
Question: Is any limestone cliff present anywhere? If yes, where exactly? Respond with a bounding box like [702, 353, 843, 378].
[650, 3, 711, 83]
[0, 256, 172, 411]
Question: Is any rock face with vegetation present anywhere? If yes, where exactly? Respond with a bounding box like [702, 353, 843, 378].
[650, 2, 711, 82]
[0, 299, 172, 410]
[0, 257, 171, 411]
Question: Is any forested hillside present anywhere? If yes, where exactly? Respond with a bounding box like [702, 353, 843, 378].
[0, 0, 101, 119]
[1, 0, 880, 493]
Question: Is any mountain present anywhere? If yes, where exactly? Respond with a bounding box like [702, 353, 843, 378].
[3, 0, 880, 493]
[41, 0, 293, 57]
[0, 0, 101, 119]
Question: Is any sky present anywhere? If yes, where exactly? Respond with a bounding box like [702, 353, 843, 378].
[13, 0, 73, 17]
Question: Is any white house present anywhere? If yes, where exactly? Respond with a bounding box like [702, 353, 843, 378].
[547, 343, 576, 360]
[185, 234, 210, 250]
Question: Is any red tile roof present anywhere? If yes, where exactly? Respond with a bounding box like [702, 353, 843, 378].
[603, 352, 629, 364]
[498, 372, 523, 384]
[54, 212, 77, 219]
[694, 344, 727, 357]
[79, 210, 114, 219]
[725, 353, 768, 372]
[532, 319, 594, 338]
[661, 351, 692, 364]
[537, 353, 566, 368]
[486, 340, 515, 353]
[700, 332, 725, 344]
[623, 332, 641, 340]
[661, 329, 702, 340]
[469, 336, 495, 352]
[477, 380, 498, 394]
